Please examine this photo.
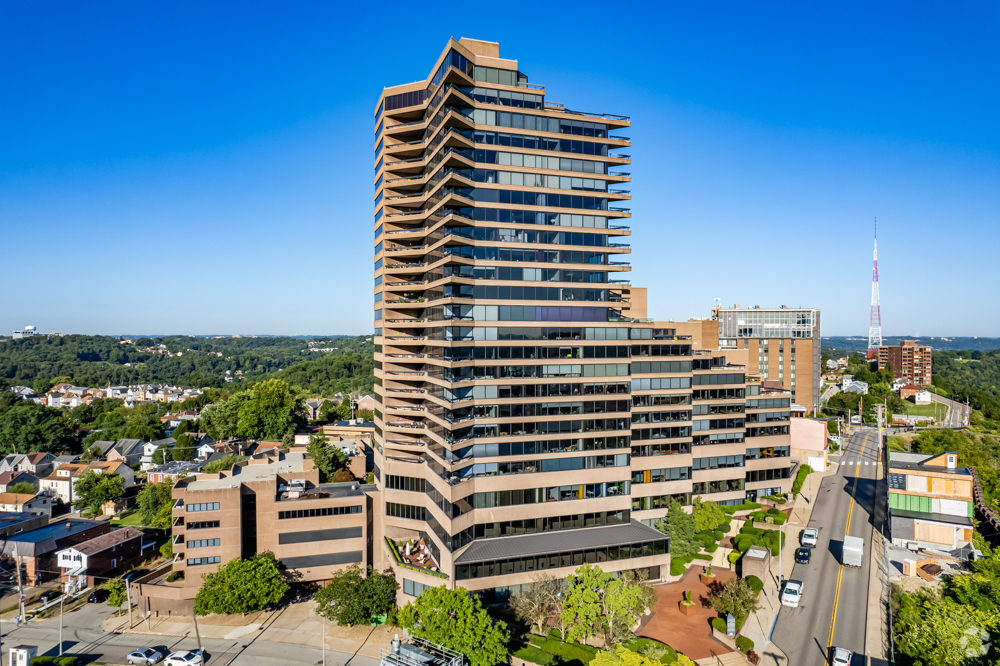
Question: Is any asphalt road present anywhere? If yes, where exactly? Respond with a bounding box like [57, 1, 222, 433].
[0, 601, 378, 666]
[771, 429, 885, 666]
[930, 392, 970, 428]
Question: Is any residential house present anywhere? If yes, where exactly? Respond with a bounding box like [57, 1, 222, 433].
[107, 439, 144, 466]
[52, 454, 81, 469]
[843, 381, 869, 395]
[0, 471, 38, 493]
[304, 398, 327, 420]
[56, 526, 145, 592]
[888, 451, 974, 554]
[0, 455, 27, 473]
[912, 390, 932, 405]
[1, 519, 109, 585]
[85, 441, 117, 459]
[899, 384, 923, 400]
[141, 438, 176, 470]
[19, 452, 54, 478]
[39, 463, 88, 504]
[146, 460, 204, 484]
[88, 460, 135, 488]
[355, 394, 378, 413]
[0, 493, 53, 518]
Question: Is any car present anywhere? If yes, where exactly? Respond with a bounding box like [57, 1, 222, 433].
[795, 547, 811, 564]
[127, 648, 164, 665]
[780, 580, 804, 608]
[831, 646, 853, 665]
[88, 589, 107, 603]
[163, 650, 203, 666]
[39, 591, 61, 604]
[801, 527, 819, 547]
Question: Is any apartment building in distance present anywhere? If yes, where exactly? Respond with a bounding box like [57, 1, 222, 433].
[714, 306, 822, 414]
[888, 451, 973, 553]
[879, 340, 932, 387]
[371, 39, 794, 603]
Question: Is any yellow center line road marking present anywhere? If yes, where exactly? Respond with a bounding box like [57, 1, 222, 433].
[827, 433, 868, 649]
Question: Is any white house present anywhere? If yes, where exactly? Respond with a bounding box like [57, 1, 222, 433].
[0, 493, 52, 518]
[912, 390, 933, 405]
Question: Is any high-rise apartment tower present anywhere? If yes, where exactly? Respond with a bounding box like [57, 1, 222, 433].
[373, 39, 793, 603]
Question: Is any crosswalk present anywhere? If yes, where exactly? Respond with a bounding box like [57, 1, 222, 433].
[843, 460, 871, 465]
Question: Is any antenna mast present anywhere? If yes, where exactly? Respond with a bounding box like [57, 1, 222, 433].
[868, 219, 882, 359]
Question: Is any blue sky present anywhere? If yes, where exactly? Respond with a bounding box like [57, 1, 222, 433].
[2, 1, 997, 337]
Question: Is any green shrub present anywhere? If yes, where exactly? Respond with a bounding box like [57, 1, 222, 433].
[792, 465, 813, 494]
[735, 636, 755, 653]
[693, 552, 712, 561]
[767, 508, 781, 515]
[528, 634, 546, 646]
[626, 638, 677, 664]
[711, 617, 726, 633]
[740, 524, 764, 536]
[31, 659, 79, 666]
[744, 575, 763, 595]
[713, 530, 725, 541]
[548, 628, 563, 639]
[515, 646, 557, 666]
[728, 551, 742, 564]
[670, 557, 688, 577]
[705, 543, 719, 553]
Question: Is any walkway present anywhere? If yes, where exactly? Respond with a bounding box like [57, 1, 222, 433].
[637, 567, 735, 661]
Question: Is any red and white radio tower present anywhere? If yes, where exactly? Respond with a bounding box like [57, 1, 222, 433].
[868, 219, 882, 359]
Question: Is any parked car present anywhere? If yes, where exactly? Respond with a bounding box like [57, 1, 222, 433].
[127, 648, 164, 665]
[801, 528, 819, 547]
[39, 591, 60, 604]
[831, 646, 853, 665]
[88, 589, 107, 603]
[163, 651, 203, 666]
[780, 580, 804, 608]
[795, 547, 811, 564]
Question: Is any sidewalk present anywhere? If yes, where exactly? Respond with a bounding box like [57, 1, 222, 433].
[742, 455, 844, 666]
[103, 598, 398, 658]
[865, 443, 890, 666]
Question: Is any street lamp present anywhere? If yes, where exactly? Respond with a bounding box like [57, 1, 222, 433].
[778, 519, 802, 585]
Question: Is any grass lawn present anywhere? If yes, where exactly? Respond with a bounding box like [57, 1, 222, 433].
[110, 511, 146, 526]
[898, 401, 947, 421]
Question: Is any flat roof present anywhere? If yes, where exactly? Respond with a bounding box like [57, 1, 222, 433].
[455, 521, 666, 564]
[0, 512, 41, 528]
[185, 451, 309, 491]
[891, 509, 973, 527]
[8, 519, 103, 543]
[304, 482, 373, 499]
[888, 451, 970, 475]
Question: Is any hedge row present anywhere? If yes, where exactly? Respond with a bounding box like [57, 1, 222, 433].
[791, 465, 814, 494]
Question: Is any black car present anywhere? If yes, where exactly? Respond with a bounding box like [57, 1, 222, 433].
[796, 547, 811, 564]
[88, 589, 107, 603]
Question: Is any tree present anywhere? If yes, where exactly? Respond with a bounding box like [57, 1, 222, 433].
[655, 499, 698, 559]
[32, 378, 53, 397]
[172, 433, 197, 461]
[194, 552, 289, 615]
[137, 480, 174, 527]
[0, 402, 77, 456]
[708, 578, 762, 630]
[152, 441, 171, 465]
[8, 482, 37, 495]
[356, 409, 375, 421]
[510, 575, 562, 634]
[307, 434, 347, 481]
[320, 400, 351, 422]
[313, 564, 398, 625]
[202, 454, 244, 474]
[105, 578, 127, 612]
[72, 470, 125, 514]
[692, 497, 727, 533]
[560, 563, 650, 646]
[399, 586, 509, 666]
[80, 444, 104, 463]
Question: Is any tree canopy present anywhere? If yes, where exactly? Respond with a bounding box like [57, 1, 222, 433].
[313, 564, 398, 625]
[136, 479, 174, 527]
[8, 481, 38, 495]
[560, 563, 653, 646]
[0, 398, 77, 456]
[194, 552, 289, 615]
[306, 434, 348, 481]
[655, 499, 698, 560]
[72, 470, 126, 514]
[398, 586, 509, 666]
[200, 379, 304, 441]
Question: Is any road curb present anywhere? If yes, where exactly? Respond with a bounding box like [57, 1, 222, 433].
[864, 444, 890, 664]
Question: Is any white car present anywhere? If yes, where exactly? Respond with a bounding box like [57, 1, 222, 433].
[163, 651, 203, 666]
[831, 646, 852, 665]
[801, 528, 819, 547]
[127, 648, 164, 665]
[780, 580, 804, 608]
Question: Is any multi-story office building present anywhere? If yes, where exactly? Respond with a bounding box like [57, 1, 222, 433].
[372, 39, 793, 603]
[714, 306, 821, 414]
[878, 340, 932, 387]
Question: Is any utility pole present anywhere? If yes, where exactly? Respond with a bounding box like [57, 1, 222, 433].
[192, 606, 205, 664]
[59, 595, 64, 656]
[125, 577, 133, 629]
[14, 548, 24, 625]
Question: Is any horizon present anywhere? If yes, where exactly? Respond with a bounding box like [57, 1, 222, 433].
[2, 3, 997, 336]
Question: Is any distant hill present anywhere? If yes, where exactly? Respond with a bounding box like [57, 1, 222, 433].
[823, 336, 1000, 355]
